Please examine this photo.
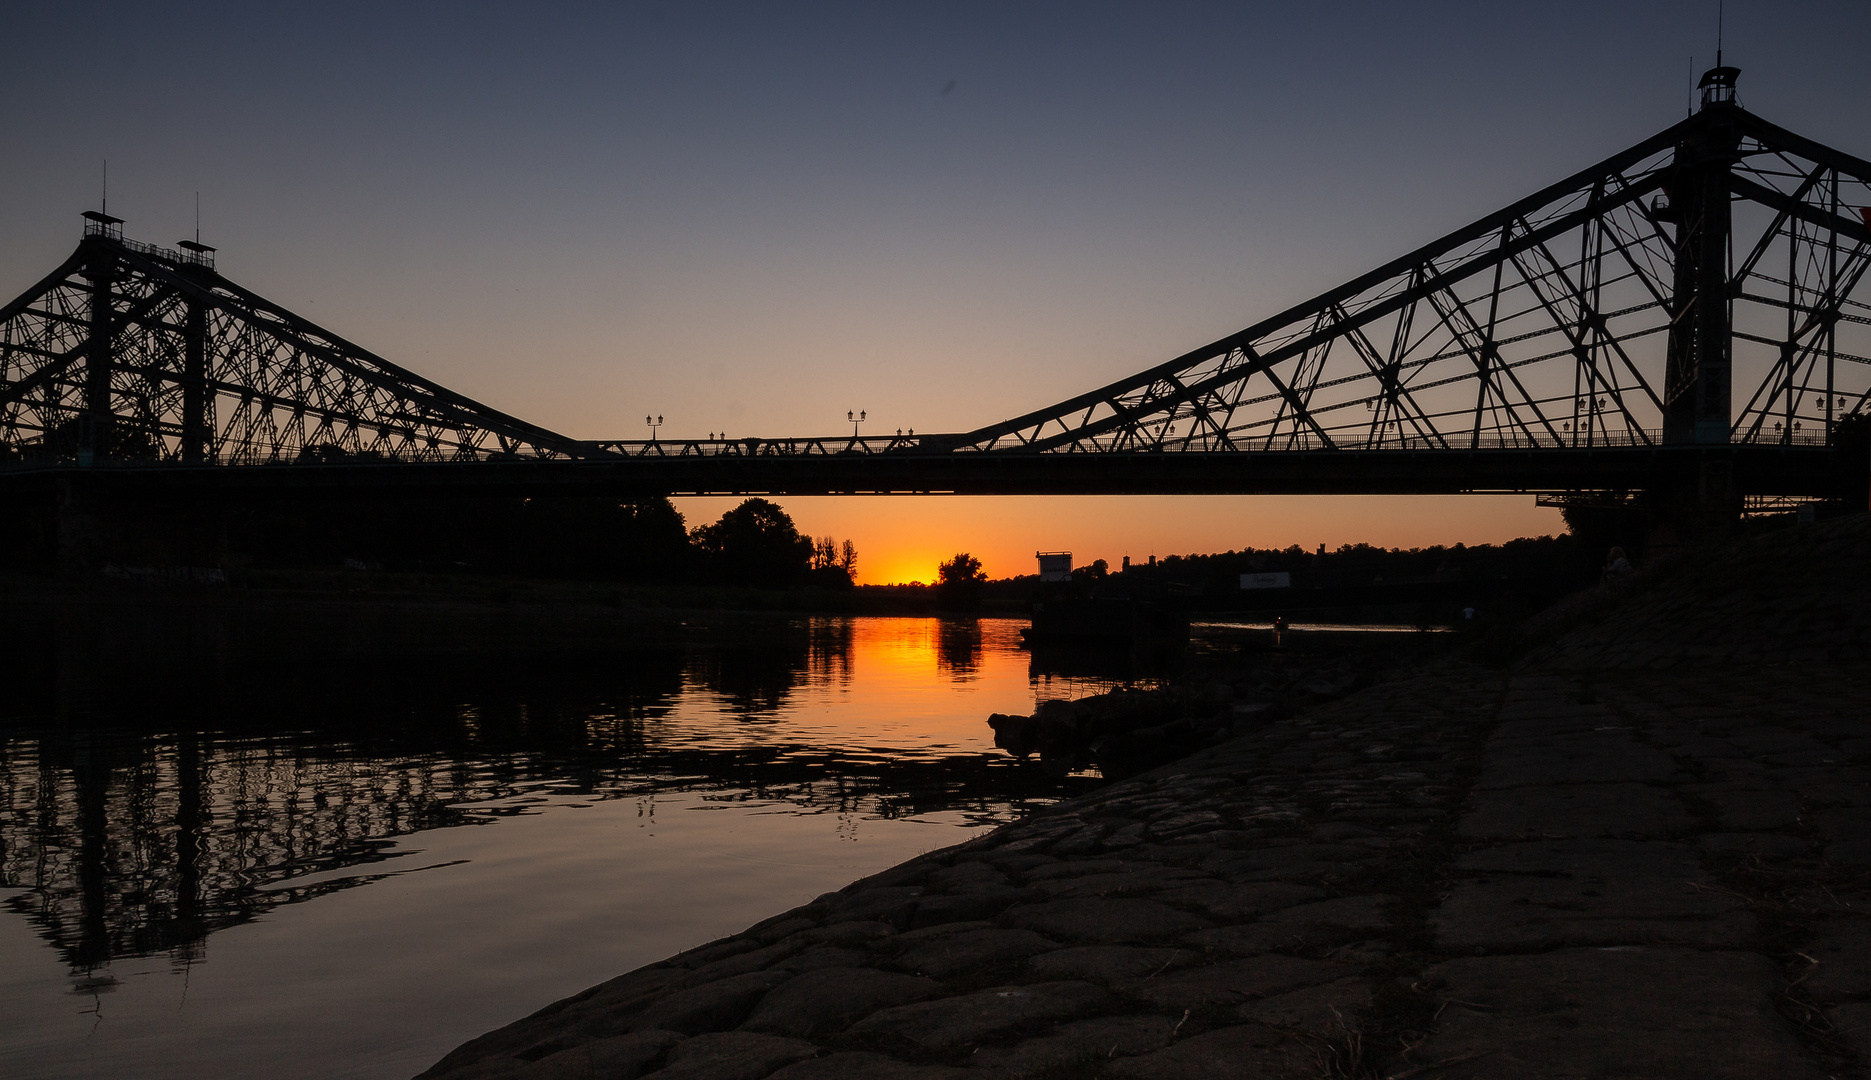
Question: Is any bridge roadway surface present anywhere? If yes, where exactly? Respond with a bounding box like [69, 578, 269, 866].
[416, 513, 1871, 1080]
[0, 442, 1850, 500]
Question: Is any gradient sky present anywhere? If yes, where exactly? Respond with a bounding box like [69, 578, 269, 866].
[4, 2, 1867, 582]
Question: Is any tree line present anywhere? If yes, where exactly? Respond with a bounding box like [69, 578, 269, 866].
[228, 495, 860, 588]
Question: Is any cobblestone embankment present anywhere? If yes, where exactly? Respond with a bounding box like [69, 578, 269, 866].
[419, 515, 1871, 1079]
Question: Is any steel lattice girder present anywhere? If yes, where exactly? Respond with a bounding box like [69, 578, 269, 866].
[935, 106, 1871, 457]
[3, 97, 1868, 481]
[0, 236, 592, 464]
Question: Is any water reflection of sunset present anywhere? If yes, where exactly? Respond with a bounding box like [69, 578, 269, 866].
[671, 617, 1106, 754]
[0, 615, 1109, 1080]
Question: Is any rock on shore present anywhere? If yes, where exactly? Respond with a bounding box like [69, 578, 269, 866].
[419, 515, 1871, 1079]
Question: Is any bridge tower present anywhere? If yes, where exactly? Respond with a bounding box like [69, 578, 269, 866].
[176, 237, 216, 466]
[77, 210, 123, 465]
[1662, 64, 1743, 446]
[1650, 64, 1748, 545]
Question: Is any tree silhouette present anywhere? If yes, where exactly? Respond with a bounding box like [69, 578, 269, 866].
[690, 498, 815, 586]
[937, 552, 986, 610]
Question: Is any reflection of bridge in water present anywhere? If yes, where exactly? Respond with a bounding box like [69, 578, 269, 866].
[0, 608, 1112, 981]
[0, 68, 1865, 522]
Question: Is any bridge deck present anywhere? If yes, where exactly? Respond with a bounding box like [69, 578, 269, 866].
[0, 444, 1849, 501]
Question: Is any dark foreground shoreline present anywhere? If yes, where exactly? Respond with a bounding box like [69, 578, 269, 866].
[413, 515, 1871, 1080]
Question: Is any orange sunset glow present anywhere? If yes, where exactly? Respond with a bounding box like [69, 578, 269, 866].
[677, 494, 1564, 585]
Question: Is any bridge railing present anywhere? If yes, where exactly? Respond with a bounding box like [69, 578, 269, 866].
[81, 224, 215, 269]
[587, 433, 938, 458]
[586, 428, 1833, 457]
[0, 429, 1835, 471]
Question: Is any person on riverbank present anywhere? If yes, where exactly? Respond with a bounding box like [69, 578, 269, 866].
[1603, 546, 1633, 584]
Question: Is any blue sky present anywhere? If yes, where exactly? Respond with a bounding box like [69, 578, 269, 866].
[4, 2, 1866, 578]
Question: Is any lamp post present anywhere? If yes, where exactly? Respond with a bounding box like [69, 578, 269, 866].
[848, 410, 865, 438]
[646, 414, 662, 442]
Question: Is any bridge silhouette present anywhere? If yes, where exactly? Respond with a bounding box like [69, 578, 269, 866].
[1, 66, 1865, 513]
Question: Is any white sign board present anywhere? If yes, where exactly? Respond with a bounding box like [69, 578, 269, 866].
[1239, 572, 1291, 590]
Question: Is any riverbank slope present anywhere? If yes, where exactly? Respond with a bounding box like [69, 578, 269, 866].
[418, 514, 1871, 1080]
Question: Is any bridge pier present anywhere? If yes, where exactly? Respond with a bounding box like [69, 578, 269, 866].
[48, 479, 230, 576]
[1639, 463, 1744, 563]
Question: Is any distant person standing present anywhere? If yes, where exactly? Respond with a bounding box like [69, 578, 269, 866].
[1273, 615, 1290, 647]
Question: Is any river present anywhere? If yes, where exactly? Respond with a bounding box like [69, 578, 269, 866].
[0, 611, 1146, 1080]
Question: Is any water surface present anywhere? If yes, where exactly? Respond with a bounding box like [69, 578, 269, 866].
[0, 612, 1135, 1080]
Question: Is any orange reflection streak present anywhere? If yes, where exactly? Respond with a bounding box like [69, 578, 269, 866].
[667, 617, 1075, 754]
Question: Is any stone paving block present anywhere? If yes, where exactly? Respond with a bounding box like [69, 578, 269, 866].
[1826, 840, 1871, 866]
[433, 1058, 528, 1079]
[1766, 767, 1871, 805]
[1460, 782, 1693, 839]
[828, 887, 925, 927]
[1690, 785, 1804, 830]
[633, 970, 795, 1035]
[1698, 832, 1810, 857]
[766, 1051, 971, 1079]
[998, 897, 1212, 944]
[789, 921, 897, 948]
[1653, 734, 1746, 762]
[966, 1015, 1178, 1078]
[1452, 838, 1696, 876]
[1826, 1002, 1871, 1057]
[753, 917, 821, 943]
[646, 1031, 818, 1080]
[1123, 954, 1349, 1009]
[679, 937, 771, 969]
[1199, 844, 1372, 882]
[423, 966, 687, 1074]
[1434, 840, 1751, 951]
[924, 863, 1008, 890]
[741, 968, 939, 1038]
[1097, 1023, 1314, 1080]
[1726, 727, 1834, 759]
[908, 889, 1034, 928]
[1414, 948, 1822, 1079]
[1477, 733, 1682, 788]
[1813, 806, 1871, 842]
[514, 1030, 684, 1080]
[1261, 894, 1391, 931]
[1026, 945, 1191, 984]
[892, 929, 1057, 979]
[1489, 712, 1601, 736]
[1032, 869, 1211, 898]
[686, 938, 808, 983]
[1021, 859, 1144, 881]
[1150, 880, 1323, 920]
[892, 920, 991, 942]
[843, 981, 1110, 1053]
[1183, 921, 1361, 957]
[1234, 976, 1373, 1031]
[1799, 918, 1871, 1001]
[779, 946, 876, 973]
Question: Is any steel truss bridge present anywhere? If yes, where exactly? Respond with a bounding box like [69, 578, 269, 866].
[1, 67, 1866, 507]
